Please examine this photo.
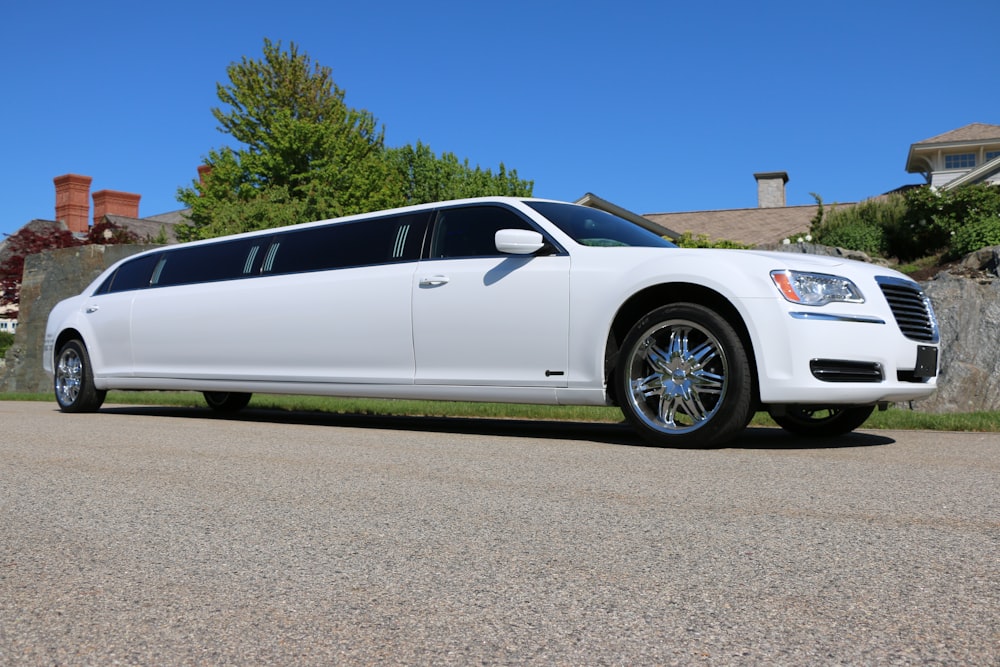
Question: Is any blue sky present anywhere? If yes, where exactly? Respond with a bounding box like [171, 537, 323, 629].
[2, 0, 998, 239]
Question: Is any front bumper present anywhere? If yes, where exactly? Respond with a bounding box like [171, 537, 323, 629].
[744, 298, 939, 405]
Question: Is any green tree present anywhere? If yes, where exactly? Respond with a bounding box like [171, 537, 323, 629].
[386, 141, 532, 204]
[178, 39, 398, 240]
[809, 192, 825, 236]
[179, 40, 532, 240]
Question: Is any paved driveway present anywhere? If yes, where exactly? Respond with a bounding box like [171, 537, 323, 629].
[1, 401, 997, 665]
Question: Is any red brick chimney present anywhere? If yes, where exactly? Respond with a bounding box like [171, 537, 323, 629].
[53, 174, 92, 233]
[92, 190, 141, 226]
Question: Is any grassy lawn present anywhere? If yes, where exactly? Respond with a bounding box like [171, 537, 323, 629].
[4, 391, 999, 432]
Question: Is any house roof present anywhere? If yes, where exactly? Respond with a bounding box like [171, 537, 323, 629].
[906, 123, 1000, 175]
[103, 214, 181, 243]
[914, 123, 1000, 145]
[143, 209, 191, 226]
[642, 205, 819, 246]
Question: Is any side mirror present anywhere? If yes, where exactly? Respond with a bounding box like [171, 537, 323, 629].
[495, 229, 546, 255]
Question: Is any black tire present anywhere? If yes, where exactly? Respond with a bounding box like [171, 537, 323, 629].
[616, 303, 753, 448]
[768, 405, 875, 437]
[203, 392, 252, 414]
[54, 339, 106, 413]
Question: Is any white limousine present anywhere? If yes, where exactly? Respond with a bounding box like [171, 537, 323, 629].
[44, 197, 939, 447]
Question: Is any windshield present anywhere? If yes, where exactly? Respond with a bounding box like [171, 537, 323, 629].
[525, 201, 676, 248]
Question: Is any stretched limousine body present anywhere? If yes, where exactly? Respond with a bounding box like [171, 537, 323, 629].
[44, 197, 939, 447]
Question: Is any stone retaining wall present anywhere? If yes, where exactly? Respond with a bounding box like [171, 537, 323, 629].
[0, 245, 159, 393]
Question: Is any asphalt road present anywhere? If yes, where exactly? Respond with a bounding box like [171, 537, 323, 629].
[1, 400, 997, 666]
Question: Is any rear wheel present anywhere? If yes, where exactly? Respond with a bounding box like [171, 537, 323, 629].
[54, 339, 106, 413]
[617, 303, 753, 448]
[203, 392, 252, 414]
[768, 405, 875, 437]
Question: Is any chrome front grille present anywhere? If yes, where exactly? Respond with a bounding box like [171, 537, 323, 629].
[876, 276, 938, 343]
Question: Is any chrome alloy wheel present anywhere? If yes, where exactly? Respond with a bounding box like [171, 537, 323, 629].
[625, 319, 729, 434]
[55, 346, 84, 407]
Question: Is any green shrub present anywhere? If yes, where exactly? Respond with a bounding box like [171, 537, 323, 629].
[813, 195, 904, 256]
[675, 232, 752, 249]
[816, 220, 887, 256]
[949, 214, 1000, 258]
[902, 184, 1000, 260]
[898, 186, 957, 259]
[0, 331, 14, 359]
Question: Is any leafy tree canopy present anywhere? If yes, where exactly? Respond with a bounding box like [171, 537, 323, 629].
[179, 39, 532, 240]
[387, 141, 533, 205]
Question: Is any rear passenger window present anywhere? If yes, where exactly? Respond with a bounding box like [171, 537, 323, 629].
[97, 253, 161, 294]
[96, 210, 432, 292]
[429, 206, 533, 259]
[265, 212, 429, 275]
[153, 238, 264, 287]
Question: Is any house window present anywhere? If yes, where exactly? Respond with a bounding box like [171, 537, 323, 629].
[945, 153, 976, 169]
[986, 150, 1000, 162]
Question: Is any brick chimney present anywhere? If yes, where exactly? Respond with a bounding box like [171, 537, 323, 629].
[53, 174, 93, 233]
[197, 164, 212, 186]
[754, 171, 788, 208]
[92, 190, 141, 226]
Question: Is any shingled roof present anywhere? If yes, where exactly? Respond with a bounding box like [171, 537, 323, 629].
[643, 205, 819, 246]
[913, 123, 1000, 145]
[103, 214, 181, 243]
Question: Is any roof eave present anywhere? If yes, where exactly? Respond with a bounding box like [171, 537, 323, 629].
[575, 192, 681, 239]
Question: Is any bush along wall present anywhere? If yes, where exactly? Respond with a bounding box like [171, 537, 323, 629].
[811, 184, 1000, 262]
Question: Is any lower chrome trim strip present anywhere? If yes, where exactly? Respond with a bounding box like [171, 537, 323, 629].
[790, 312, 886, 324]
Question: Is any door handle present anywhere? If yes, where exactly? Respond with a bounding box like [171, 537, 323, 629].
[419, 276, 450, 287]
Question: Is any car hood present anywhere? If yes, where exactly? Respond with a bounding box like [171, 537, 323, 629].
[735, 249, 847, 269]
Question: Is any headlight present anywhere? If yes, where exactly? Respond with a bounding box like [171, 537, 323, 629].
[770, 270, 865, 306]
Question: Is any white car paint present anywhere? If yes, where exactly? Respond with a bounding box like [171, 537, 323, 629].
[43, 197, 939, 446]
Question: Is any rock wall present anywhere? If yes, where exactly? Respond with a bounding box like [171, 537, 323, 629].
[917, 248, 1000, 413]
[0, 244, 160, 393]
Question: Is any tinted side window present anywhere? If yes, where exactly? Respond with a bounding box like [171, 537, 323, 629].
[429, 205, 533, 259]
[525, 201, 675, 248]
[266, 212, 429, 275]
[94, 253, 161, 294]
[153, 238, 264, 287]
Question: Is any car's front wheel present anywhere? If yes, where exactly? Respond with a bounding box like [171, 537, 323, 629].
[617, 303, 753, 448]
[54, 339, 106, 413]
[768, 405, 875, 437]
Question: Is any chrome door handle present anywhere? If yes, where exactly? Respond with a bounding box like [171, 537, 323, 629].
[419, 276, 450, 287]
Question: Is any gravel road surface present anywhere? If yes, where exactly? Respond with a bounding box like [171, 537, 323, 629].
[1, 400, 997, 665]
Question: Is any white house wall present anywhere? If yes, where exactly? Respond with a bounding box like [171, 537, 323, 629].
[931, 171, 966, 188]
